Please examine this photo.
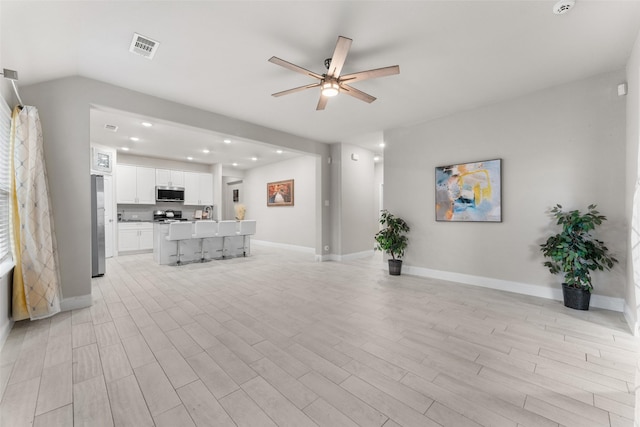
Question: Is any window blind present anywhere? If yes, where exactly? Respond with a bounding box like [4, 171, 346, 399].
[0, 96, 11, 264]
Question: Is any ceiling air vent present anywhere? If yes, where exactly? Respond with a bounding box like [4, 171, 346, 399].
[104, 124, 118, 132]
[129, 33, 160, 59]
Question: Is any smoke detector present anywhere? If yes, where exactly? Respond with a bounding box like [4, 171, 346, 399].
[129, 33, 160, 59]
[104, 124, 118, 132]
[553, 0, 575, 15]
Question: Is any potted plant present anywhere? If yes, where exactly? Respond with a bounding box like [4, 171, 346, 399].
[375, 210, 410, 275]
[539, 204, 618, 310]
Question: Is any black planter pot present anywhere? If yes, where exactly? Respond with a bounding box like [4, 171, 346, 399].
[562, 283, 591, 310]
[388, 259, 403, 276]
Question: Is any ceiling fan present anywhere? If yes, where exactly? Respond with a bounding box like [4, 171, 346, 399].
[268, 36, 400, 110]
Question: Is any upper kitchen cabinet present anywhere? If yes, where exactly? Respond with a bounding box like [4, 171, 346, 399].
[156, 169, 185, 187]
[116, 165, 156, 204]
[184, 172, 213, 205]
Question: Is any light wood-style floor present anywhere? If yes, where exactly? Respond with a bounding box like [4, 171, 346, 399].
[0, 245, 637, 427]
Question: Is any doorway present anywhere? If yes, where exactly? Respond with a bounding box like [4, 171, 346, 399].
[224, 179, 243, 220]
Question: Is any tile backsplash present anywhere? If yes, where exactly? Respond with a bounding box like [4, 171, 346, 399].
[117, 203, 214, 221]
[117, 205, 153, 222]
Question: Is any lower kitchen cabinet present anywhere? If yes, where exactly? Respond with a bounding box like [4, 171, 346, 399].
[118, 222, 154, 253]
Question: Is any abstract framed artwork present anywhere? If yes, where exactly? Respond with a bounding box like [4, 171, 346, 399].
[435, 158, 502, 222]
[267, 179, 294, 206]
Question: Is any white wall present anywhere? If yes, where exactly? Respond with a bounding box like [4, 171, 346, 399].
[384, 69, 627, 304]
[19, 76, 330, 309]
[374, 160, 383, 227]
[244, 155, 316, 249]
[340, 144, 377, 255]
[329, 144, 342, 256]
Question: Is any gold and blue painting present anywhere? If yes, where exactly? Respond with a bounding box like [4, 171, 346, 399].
[435, 159, 502, 222]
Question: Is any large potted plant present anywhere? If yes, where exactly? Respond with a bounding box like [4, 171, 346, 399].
[375, 210, 410, 275]
[539, 204, 618, 310]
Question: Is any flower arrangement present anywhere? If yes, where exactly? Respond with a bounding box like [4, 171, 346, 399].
[235, 203, 246, 220]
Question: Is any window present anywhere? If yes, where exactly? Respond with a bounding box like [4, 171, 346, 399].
[0, 96, 11, 264]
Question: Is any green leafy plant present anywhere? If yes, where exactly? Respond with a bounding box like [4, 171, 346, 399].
[375, 210, 410, 260]
[539, 204, 618, 293]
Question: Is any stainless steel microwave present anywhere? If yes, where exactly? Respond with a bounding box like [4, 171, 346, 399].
[156, 186, 185, 202]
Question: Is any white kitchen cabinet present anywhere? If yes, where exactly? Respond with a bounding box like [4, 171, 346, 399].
[118, 228, 140, 252]
[116, 165, 156, 204]
[118, 222, 154, 253]
[184, 172, 213, 205]
[156, 169, 185, 187]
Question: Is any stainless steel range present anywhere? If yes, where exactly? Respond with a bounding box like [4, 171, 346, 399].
[153, 210, 189, 222]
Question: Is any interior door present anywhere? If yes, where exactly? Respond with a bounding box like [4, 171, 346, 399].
[104, 175, 114, 258]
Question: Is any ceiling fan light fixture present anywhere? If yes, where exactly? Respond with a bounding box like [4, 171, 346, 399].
[322, 81, 340, 97]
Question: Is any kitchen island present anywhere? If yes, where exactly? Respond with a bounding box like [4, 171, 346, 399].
[153, 220, 254, 265]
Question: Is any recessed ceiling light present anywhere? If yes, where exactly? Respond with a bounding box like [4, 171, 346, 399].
[187, 156, 193, 161]
[373, 156, 380, 162]
[232, 162, 238, 166]
[224, 139, 231, 144]
[141, 122, 152, 127]
[379, 143, 385, 148]
[130, 137, 140, 142]
[276, 150, 283, 154]
[121, 147, 130, 151]
[251, 157, 258, 161]
[202, 149, 210, 154]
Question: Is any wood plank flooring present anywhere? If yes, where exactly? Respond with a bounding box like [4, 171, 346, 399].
[0, 245, 637, 426]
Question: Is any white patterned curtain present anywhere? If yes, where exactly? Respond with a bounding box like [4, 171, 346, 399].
[10, 106, 61, 320]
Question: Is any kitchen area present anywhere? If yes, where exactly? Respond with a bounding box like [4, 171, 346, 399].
[112, 163, 254, 265]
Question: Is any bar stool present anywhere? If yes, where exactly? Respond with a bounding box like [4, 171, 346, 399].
[237, 220, 256, 257]
[217, 220, 238, 259]
[192, 221, 218, 262]
[165, 222, 193, 265]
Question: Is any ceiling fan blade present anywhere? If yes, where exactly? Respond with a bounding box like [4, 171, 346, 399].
[326, 36, 352, 78]
[316, 95, 329, 111]
[268, 56, 323, 80]
[339, 84, 376, 103]
[340, 65, 400, 84]
[272, 83, 321, 97]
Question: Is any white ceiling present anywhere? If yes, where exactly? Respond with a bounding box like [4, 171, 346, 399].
[3, 1, 640, 161]
[90, 107, 302, 170]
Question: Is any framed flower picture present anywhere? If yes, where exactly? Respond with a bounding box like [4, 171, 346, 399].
[267, 179, 294, 206]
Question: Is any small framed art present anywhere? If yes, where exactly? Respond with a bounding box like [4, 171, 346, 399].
[92, 147, 113, 173]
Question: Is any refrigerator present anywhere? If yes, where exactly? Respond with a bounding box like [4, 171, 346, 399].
[91, 174, 105, 277]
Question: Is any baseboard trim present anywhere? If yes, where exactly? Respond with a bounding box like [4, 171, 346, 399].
[403, 265, 625, 313]
[60, 294, 93, 312]
[251, 240, 315, 254]
[341, 250, 375, 261]
[0, 318, 13, 352]
[623, 302, 638, 336]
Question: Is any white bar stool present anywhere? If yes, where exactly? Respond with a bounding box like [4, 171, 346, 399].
[217, 220, 238, 259]
[165, 222, 193, 265]
[237, 220, 256, 257]
[192, 221, 218, 262]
